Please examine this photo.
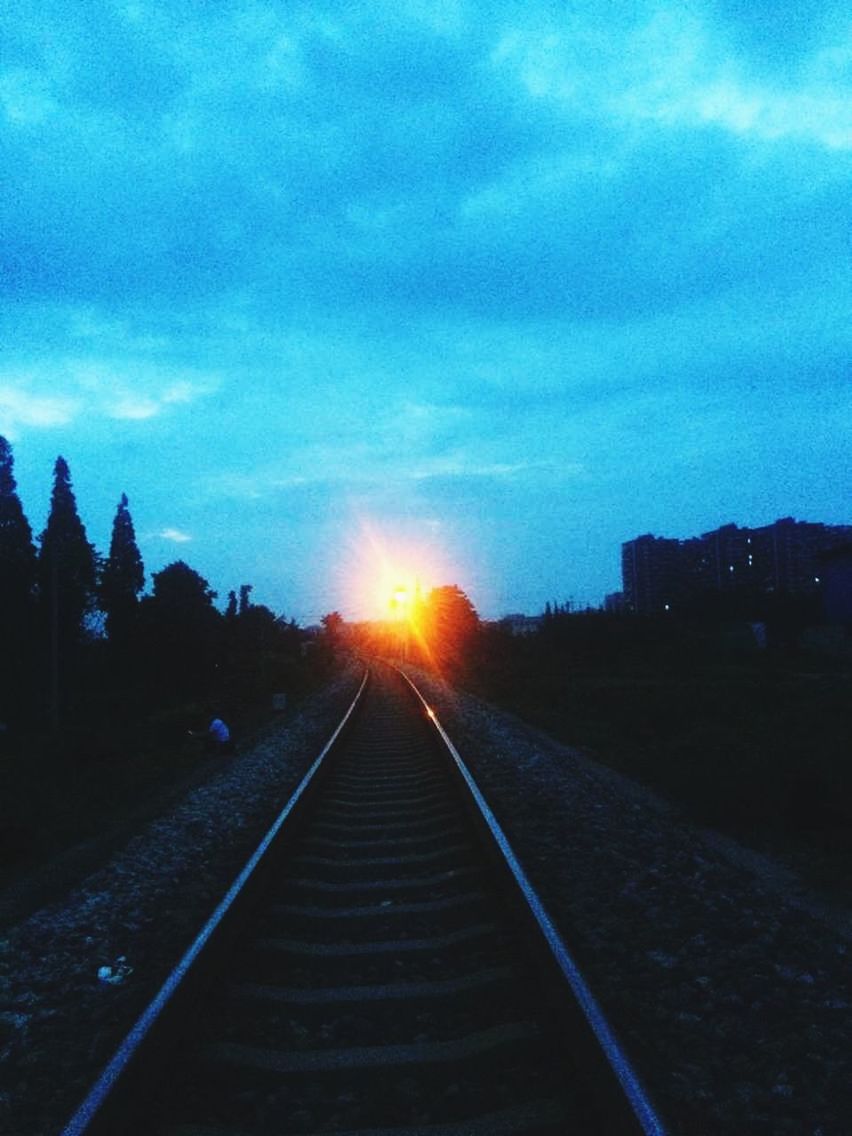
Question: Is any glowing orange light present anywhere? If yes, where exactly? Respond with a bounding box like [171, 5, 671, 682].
[392, 586, 409, 610]
[338, 514, 458, 623]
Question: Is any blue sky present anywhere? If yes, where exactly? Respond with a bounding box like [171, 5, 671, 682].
[2, 1, 850, 622]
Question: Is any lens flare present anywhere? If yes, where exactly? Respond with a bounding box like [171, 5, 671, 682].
[338, 513, 457, 623]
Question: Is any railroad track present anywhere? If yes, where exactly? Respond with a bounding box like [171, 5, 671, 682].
[62, 664, 666, 1136]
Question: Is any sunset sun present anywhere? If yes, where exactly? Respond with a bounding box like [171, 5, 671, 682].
[339, 515, 459, 623]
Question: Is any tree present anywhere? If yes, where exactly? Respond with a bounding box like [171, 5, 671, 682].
[316, 611, 346, 665]
[138, 560, 221, 697]
[0, 436, 37, 617]
[38, 456, 98, 717]
[221, 592, 304, 708]
[150, 559, 217, 612]
[420, 585, 480, 675]
[0, 436, 38, 718]
[100, 493, 144, 643]
[321, 611, 344, 640]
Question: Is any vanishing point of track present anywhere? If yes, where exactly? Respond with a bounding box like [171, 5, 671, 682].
[61, 663, 667, 1136]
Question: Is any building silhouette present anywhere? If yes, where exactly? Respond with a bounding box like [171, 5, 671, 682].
[622, 518, 852, 615]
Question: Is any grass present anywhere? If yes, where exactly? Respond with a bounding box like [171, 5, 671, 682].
[477, 621, 852, 898]
[0, 663, 335, 911]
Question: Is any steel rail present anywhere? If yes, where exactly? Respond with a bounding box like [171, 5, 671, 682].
[60, 668, 369, 1136]
[398, 666, 669, 1136]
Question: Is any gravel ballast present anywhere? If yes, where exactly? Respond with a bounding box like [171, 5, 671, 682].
[404, 665, 851, 1136]
[0, 665, 361, 1136]
[3, 660, 851, 1135]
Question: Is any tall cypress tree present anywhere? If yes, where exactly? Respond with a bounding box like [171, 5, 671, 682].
[0, 436, 38, 718]
[38, 457, 97, 715]
[0, 436, 37, 613]
[100, 492, 144, 642]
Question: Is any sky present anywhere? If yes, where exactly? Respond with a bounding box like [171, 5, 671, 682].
[1, 1, 850, 624]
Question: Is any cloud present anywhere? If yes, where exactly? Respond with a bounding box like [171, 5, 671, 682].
[158, 527, 191, 543]
[2, 0, 849, 328]
[197, 470, 311, 502]
[0, 384, 77, 438]
[107, 395, 161, 421]
[616, 15, 852, 149]
[96, 371, 217, 421]
[491, 5, 852, 150]
[0, 351, 219, 436]
[0, 68, 58, 126]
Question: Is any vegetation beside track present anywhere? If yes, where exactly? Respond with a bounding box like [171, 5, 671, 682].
[0, 648, 343, 918]
[469, 613, 852, 898]
[1, 435, 350, 910]
[349, 595, 852, 900]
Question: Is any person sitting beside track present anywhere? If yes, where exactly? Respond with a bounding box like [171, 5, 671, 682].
[188, 716, 233, 753]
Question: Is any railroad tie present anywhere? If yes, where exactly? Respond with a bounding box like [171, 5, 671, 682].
[203, 1020, 541, 1074]
[291, 845, 471, 868]
[270, 891, 488, 919]
[302, 827, 464, 850]
[284, 866, 480, 892]
[228, 966, 514, 1004]
[312, 812, 458, 835]
[254, 922, 497, 956]
[162, 1097, 567, 1135]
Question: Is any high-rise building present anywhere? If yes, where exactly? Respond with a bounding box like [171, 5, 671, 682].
[621, 518, 852, 615]
[621, 534, 683, 615]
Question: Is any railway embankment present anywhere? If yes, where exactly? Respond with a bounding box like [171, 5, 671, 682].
[0, 663, 362, 1136]
[405, 664, 852, 1136]
[2, 657, 850, 1135]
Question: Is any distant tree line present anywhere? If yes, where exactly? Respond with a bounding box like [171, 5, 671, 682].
[0, 436, 307, 737]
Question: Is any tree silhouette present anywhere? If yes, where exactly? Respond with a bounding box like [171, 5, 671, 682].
[321, 611, 344, 638]
[221, 590, 304, 708]
[37, 456, 97, 717]
[421, 585, 480, 675]
[139, 560, 221, 697]
[100, 493, 144, 644]
[0, 436, 38, 719]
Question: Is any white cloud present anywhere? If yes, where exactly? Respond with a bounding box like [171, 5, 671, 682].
[68, 361, 219, 420]
[492, 8, 852, 151]
[161, 381, 200, 404]
[625, 71, 852, 150]
[107, 395, 161, 420]
[408, 456, 547, 481]
[0, 357, 220, 434]
[0, 68, 58, 126]
[0, 385, 78, 437]
[159, 527, 192, 543]
[618, 9, 852, 150]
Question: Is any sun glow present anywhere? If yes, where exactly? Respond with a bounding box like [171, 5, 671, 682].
[341, 514, 456, 623]
[391, 586, 411, 615]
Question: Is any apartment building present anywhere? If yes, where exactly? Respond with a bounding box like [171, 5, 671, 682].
[622, 518, 852, 615]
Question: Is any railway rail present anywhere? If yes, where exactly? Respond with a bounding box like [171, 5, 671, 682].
[61, 663, 667, 1135]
